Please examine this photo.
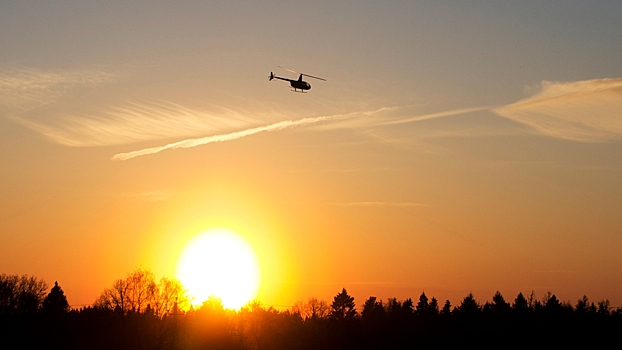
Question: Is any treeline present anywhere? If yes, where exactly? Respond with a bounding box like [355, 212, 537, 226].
[2, 271, 621, 349]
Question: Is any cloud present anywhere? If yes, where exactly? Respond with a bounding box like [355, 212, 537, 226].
[533, 270, 577, 274]
[381, 106, 494, 125]
[332, 201, 428, 207]
[0, 67, 275, 147]
[112, 108, 390, 160]
[379, 78, 622, 143]
[121, 190, 176, 202]
[296, 281, 398, 286]
[13, 101, 260, 147]
[5, 66, 621, 159]
[0, 67, 113, 111]
[493, 78, 622, 142]
[2, 67, 392, 152]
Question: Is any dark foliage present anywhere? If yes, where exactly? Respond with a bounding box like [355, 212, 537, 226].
[329, 288, 357, 320]
[2, 273, 622, 349]
[42, 281, 70, 317]
[0, 274, 47, 318]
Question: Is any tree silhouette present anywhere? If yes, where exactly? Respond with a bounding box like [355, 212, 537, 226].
[153, 276, 190, 318]
[513, 292, 528, 311]
[361, 296, 385, 323]
[574, 295, 594, 316]
[329, 288, 357, 320]
[429, 297, 439, 315]
[491, 291, 509, 309]
[542, 291, 563, 314]
[327, 289, 361, 350]
[596, 300, 610, 316]
[414, 292, 438, 319]
[484, 291, 511, 319]
[456, 293, 481, 315]
[293, 297, 331, 321]
[94, 268, 155, 314]
[385, 298, 401, 317]
[415, 292, 429, 315]
[0, 275, 49, 349]
[41, 281, 70, 316]
[2, 273, 622, 349]
[527, 291, 541, 311]
[185, 296, 238, 350]
[0, 274, 47, 317]
[200, 295, 225, 313]
[441, 299, 452, 318]
[94, 268, 189, 317]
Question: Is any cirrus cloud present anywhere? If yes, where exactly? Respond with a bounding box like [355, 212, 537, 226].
[493, 78, 622, 142]
[3, 66, 622, 160]
[0, 67, 114, 111]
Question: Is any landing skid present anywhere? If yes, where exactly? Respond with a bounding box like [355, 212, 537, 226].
[290, 89, 307, 93]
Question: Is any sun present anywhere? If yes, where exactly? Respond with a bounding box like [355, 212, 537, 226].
[175, 228, 261, 309]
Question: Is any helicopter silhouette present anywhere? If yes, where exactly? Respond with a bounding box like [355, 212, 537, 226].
[269, 66, 326, 93]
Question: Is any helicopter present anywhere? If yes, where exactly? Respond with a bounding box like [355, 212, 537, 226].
[269, 66, 326, 92]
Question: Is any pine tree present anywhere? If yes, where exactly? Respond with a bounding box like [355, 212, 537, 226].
[415, 292, 429, 315]
[42, 281, 70, 316]
[329, 288, 357, 320]
[513, 292, 528, 311]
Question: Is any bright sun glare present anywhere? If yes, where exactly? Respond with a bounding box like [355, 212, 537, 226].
[175, 228, 261, 310]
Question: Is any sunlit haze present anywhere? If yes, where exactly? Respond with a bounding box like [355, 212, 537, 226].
[175, 228, 261, 309]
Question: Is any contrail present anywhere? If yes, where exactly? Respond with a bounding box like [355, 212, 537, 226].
[381, 78, 622, 142]
[381, 106, 495, 126]
[112, 108, 390, 161]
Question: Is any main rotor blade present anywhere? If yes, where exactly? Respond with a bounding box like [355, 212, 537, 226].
[278, 66, 298, 74]
[278, 66, 326, 81]
[302, 73, 326, 81]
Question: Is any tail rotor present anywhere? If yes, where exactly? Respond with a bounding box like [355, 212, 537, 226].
[269, 72, 274, 81]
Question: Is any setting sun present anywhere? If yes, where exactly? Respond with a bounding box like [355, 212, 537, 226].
[175, 228, 261, 309]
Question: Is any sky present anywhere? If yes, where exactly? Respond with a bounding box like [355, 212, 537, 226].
[1, 1, 622, 309]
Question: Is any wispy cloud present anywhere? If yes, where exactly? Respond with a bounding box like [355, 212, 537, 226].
[5, 66, 621, 158]
[533, 270, 577, 274]
[13, 101, 260, 147]
[112, 108, 391, 161]
[0, 67, 278, 147]
[2, 67, 393, 153]
[121, 190, 176, 202]
[296, 281, 399, 286]
[493, 78, 622, 142]
[0, 67, 114, 111]
[332, 202, 428, 207]
[378, 78, 622, 143]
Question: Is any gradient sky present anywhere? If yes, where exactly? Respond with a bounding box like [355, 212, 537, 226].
[1, 1, 622, 309]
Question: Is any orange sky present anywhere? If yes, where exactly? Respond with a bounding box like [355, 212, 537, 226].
[1, 2, 622, 309]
